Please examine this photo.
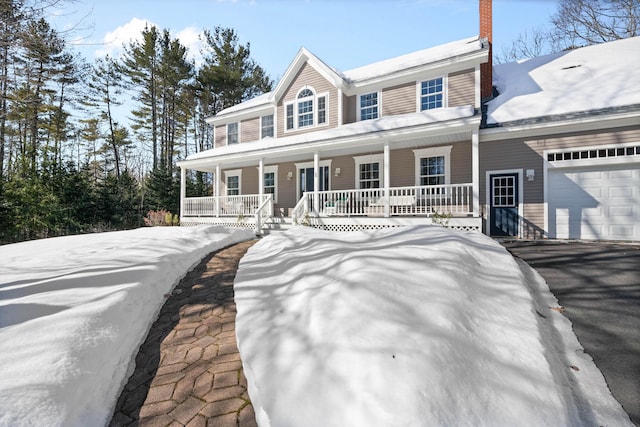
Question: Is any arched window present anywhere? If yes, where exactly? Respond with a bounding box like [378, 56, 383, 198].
[297, 88, 314, 127]
[285, 87, 328, 131]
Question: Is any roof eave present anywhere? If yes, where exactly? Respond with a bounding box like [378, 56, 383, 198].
[480, 106, 640, 142]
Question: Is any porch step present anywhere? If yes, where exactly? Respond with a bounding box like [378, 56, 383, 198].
[261, 216, 295, 234]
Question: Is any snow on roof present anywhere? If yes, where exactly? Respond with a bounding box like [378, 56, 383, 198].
[186, 106, 475, 162]
[342, 36, 482, 82]
[215, 92, 273, 117]
[214, 36, 483, 118]
[487, 37, 640, 125]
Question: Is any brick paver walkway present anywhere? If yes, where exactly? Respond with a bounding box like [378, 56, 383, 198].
[110, 239, 259, 427]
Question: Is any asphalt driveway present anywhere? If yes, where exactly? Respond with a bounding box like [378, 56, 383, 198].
[502, 240, 640, 426]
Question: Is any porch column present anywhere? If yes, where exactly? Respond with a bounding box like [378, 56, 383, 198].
[472, 129, 480, 217]
[258, 158, 264, 201]
[179, 166, 186, 218]
[215, 164, 221, 217]
[384, 142, 390, 218]
[313, 152, 320, 216]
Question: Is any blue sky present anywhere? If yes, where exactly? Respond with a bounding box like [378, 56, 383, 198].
[58, 0, 557, 82]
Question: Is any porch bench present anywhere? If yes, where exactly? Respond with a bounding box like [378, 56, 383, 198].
[322, 196, 351, 216]
[364, 195, 416, 216]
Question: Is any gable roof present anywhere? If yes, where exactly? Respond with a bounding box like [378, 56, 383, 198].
[486, 36, 640, 125]
[213, 36, 487, 119]
[341, 36, 483, 83]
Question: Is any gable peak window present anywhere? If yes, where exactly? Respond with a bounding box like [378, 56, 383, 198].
[297, 88, 314, 128]
[285, 86, 328, 131]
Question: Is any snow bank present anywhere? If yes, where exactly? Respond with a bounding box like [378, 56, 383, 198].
[0, 226, 253, 427]
[234, 226, 631, 427]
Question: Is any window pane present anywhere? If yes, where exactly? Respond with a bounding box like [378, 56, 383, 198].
[318, 96, 326, 124]
[419, 155, 445, 187]
[227, 123, 238, 144]
[261, 114, 274, 138]
[360, 92, 379, 120]
[298, 88, 313, 98]
[420, 78, 444, 111]
[286, 105, 294, 130]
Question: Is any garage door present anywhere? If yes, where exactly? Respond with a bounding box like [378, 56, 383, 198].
[548, 165, 640, 240]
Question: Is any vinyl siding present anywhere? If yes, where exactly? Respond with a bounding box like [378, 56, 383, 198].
[448, 69, 475, 107]
[214, 125, 226, 148]
[480, 126, 640, 238]
[389, 148, 415, 187]
[382, 82, 416, 117]
[276, 62, 339, 137]
[241, 117, 259, 143]
[344, 94, 357, 124]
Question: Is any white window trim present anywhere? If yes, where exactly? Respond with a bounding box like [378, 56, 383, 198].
[353, 153, 384, 189]
[283, 86, 330, 132]
[260, 165, 278, 203]
[416, 76, 447, 112]
[226, 122, 240, 145]
[413, 146, 452, 186]
[224, 169, 242, 196]
[260, 114, 274, 139]
[357, 91, 381, 121]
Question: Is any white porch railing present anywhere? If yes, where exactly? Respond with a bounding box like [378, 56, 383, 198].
[298, 184, 473, 218]
[183, 194, 273, 218]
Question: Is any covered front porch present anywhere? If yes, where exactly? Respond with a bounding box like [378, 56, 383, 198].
[177, 111, 483, 234]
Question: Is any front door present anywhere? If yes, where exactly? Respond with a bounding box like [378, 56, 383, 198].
[299, 166, 329, 198]
[490, 173, 519, 236]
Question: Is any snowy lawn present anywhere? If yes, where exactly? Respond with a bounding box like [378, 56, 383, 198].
[234, 226, 632, 427]
[0, 226, 253, 427]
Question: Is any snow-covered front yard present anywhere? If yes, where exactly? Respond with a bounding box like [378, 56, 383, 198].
[0, 225, 632, 426]
[0, 226, 253, 427]
[234, 226, 632, 427]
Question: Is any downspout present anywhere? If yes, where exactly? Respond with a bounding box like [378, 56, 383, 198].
[313, 152, 320, 216]
[215, 164, 221, 217]
[384, 142, 390, 218]
[180, 167, 186, 221]
[472, 129, 480, 217]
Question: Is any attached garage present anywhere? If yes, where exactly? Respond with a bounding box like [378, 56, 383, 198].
[547, 155, 640, 241]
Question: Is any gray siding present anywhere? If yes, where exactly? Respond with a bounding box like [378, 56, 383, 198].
[241, 117, 259, 143]
[480, 126, 640, 238]
[448, 69, 475, 107]
[276, 62, 339, 137]
[382, 82, 416, 117]
[344, 94, 356, 124]
[214, 125, 226, 148]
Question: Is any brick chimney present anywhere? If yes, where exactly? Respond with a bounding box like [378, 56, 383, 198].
[479, 0, 493, 101]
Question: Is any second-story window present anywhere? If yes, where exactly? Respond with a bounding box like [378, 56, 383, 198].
[420, 78, 444, 111]
[285, 87, 328, 132]
[227, 122, 238, 144]
[261, 114, 274, 138]
[317, 96, 326, 124]
[360, 92, 379, 120]
[297, 88, 314, 127]
[286, 105, 294, 130]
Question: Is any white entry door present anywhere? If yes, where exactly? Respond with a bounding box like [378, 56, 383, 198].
[548, 165, 640, 240]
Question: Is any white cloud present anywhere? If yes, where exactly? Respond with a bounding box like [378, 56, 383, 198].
[176, 26, 204, 66]
[95, 19, 204, 65]
[95, 17, 156, 58]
